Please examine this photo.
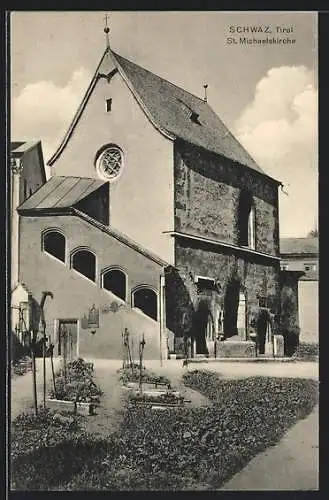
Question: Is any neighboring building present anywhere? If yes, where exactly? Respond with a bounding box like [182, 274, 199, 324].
[16, 46, 289, 360]
[280, 237, 319, 343]
[11, 141, 47, 340]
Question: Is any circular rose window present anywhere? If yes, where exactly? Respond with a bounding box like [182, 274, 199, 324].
[96, 146, 123, 181]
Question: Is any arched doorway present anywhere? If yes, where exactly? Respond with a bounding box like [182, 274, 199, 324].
[193, 300, 211, 355]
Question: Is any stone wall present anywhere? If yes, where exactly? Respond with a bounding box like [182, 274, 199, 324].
[174, 140, 280, 257]
[167, 237, 281, 350]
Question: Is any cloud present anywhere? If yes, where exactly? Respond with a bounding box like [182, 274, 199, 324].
[11, 68, 91, 170]
[235, 66, 318, 238]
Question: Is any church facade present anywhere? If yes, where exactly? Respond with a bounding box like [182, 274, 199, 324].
[15, 47, 287, 360]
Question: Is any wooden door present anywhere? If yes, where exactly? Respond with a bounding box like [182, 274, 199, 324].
[58, 320, 78, 360]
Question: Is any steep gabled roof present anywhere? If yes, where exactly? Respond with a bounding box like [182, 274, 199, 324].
[48, 48, 279, 182]
[17, 176, 106, 211]
[111, 51, 265, 175]
[280, 237, 319, 255]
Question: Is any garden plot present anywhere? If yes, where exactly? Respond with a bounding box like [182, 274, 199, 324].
[11, 369, 318, 491]
[46, 358, 103, 416]
[119, 364, 188, 409]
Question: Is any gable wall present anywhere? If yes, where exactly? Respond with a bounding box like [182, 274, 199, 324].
[51, 54, 175, 264]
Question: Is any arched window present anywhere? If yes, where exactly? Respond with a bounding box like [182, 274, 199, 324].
[132, 286, 158, 321]
[248, 204, 256, 250]
[71, 249, 96, 282]
[102, 268, 126, 301]
[237, 191, 256, 249]
[42, 230, 66, 262]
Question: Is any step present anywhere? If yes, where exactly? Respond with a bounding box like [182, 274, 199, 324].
[187, 357, 296, 363]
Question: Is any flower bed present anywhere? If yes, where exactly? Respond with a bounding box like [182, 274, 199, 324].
[49, 358, 102, 405]
[118, 364, 171, 388]
[129, 390, 185, 406]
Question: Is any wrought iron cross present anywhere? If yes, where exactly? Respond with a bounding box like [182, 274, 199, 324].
[103, 12, 110, 48]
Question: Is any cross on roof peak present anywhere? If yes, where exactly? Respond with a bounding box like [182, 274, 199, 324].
[103, 12, 110, 49]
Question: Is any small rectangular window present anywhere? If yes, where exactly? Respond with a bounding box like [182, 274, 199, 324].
[23, 179, 28, 200]
[304, 262, 317, 271]
[105, 98, 112, 112]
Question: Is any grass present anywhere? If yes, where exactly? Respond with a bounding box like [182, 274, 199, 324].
[11, 371, 318, 491]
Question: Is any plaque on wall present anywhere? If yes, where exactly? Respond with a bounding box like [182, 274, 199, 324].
[88, 304, 99, 328]
[81, 315, 88, 330]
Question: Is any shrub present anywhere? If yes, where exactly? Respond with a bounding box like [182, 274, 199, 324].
[11, 355, 32, 377]
[295, 342, 319, 361]
[11, 332, 30, 364]
[283, 327, 300, 356]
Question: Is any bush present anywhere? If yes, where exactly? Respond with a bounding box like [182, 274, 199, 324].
[295, 342, 319, 361]
[11, 332, 30, 364]
[283, 327, 300, 356]
[11, 356, 32, 377]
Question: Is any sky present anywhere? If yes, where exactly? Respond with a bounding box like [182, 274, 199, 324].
[10, 11, 318, 238]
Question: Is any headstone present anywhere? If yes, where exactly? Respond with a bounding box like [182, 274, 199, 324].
[274, 335, 285, 357]
[264, 340, 273, 357]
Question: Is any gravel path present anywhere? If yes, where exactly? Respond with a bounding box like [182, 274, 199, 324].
[80, 359, 211, 438]
[80, 360, 127, 437]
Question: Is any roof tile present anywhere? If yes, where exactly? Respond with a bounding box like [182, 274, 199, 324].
[280, 237, 319, 255]
[112, 51, 266, 175]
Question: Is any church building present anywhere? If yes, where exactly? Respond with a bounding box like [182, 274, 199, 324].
[14, 44, 291, 360]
